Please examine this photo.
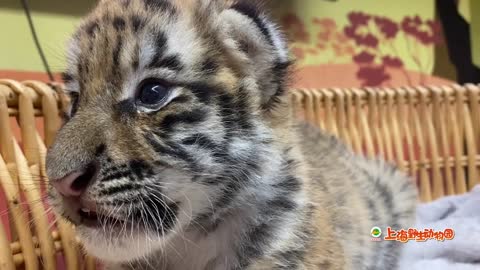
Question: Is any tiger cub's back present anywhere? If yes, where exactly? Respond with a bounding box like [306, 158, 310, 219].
[299, 123, 417, 269]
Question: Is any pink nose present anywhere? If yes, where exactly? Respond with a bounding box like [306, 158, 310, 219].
[51, 165, 97, 197]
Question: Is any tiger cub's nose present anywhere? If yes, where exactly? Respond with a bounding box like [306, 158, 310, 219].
[50, 163, 98, 198]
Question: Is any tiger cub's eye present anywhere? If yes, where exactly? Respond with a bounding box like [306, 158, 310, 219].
[137, 82, 169, 106]
[138, 83, 168, 105]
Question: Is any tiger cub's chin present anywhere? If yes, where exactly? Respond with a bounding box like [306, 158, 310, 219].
[77, 227, 164, 263]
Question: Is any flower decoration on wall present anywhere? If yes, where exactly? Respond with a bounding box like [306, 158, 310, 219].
[280, 9, 443, 87]
[344, 11, 443, 86]
[282, 14, 355, 62]
[402, 16, 443, 45]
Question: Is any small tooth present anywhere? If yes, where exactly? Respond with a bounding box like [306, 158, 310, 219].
[81, 208, 90, 213]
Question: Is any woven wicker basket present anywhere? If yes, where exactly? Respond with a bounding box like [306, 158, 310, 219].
[0, 80, 95, 270]
[291, 85, 480, 202]
[0, 79, 479, 269]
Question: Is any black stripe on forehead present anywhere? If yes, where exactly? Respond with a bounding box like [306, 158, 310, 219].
[147, 30, 184, 72]
[143, 0, 176, 13]
[112, 34, 124, 84]
[230, 3, 273, 46]
[154, 31, 168, 51]
[113, 17, 126, 31]
[132, 43, 140, 70]
[84, 20, 100, 37]
[130, 15, 146, 33]
[113, 35, 123, 66]
[149, 54, 183, 71]
[148, 31, 168, 67]
[120, 0, 130, 8]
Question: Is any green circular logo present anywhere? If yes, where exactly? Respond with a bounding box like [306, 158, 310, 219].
[371, 227, 382, 238]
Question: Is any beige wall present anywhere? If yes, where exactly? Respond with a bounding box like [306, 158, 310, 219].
[0, 0, 95, 72]
[0, 0, 475, 81]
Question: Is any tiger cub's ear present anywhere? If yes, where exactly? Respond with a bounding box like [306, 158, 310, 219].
[217, 2, 292, 110]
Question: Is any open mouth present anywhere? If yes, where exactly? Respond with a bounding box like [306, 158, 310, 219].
[78, 207, 125, 228]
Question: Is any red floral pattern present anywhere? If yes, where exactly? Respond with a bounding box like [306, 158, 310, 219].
[282, 14, 355, 61]
[282, 14, 310, 43]
[348, 12, 370, 25]
[342, 11, 442, 86]
[353, 51, 375, 64]
[357, 66, 391, 87]
[401, 16, 443, 45]
[374, 17, 399, 39]
[281, 10, 443, 87]
[382, 56, 404, 68]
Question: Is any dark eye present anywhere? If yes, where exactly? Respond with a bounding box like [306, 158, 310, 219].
[137, 81, 170, 107]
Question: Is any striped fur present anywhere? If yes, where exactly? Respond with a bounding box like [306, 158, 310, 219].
[46, 0, 417, 269]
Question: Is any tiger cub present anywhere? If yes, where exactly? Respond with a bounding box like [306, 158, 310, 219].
[46, 0, 417, 269]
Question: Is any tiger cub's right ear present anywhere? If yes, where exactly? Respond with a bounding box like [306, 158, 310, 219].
[216, 2, 292, 110]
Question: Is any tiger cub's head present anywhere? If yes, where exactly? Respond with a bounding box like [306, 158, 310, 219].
[47, 0, 292, 262]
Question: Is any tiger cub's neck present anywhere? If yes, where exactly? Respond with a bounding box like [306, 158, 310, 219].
[154, 146, 311, 270]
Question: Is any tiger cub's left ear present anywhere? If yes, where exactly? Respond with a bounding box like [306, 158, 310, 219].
[217, 2, 292, 109]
